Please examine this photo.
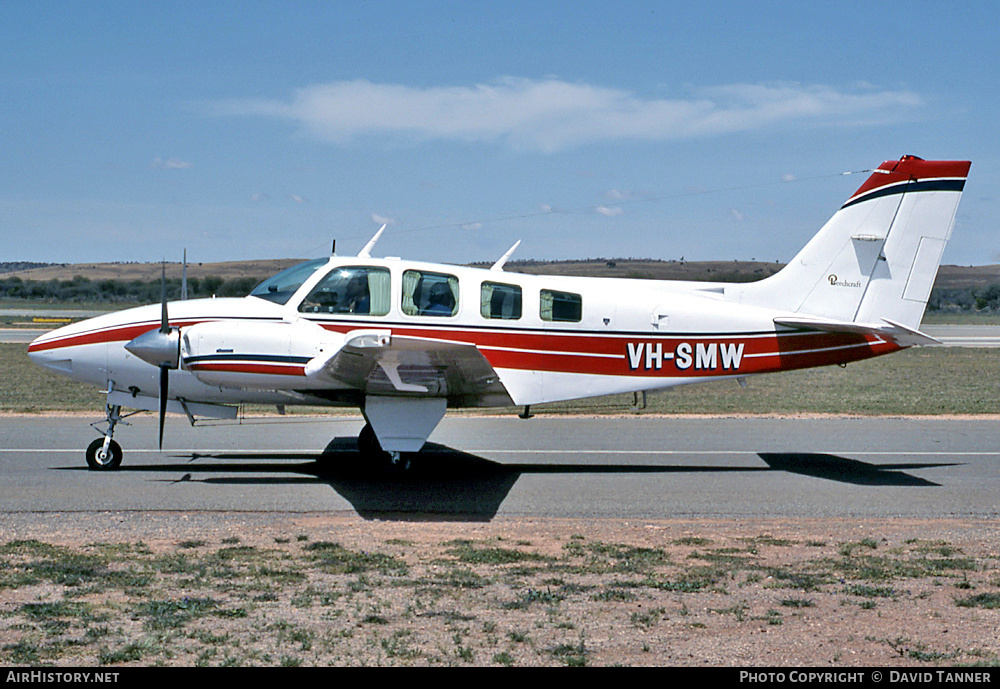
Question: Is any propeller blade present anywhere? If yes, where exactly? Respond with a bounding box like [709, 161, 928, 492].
[158, 365, 169, 450]
[160, 263, 170, 334]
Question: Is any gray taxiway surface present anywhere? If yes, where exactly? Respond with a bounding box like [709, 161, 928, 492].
[2, 415, 999, 520]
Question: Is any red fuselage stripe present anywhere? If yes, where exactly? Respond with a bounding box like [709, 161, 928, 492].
[29, 316, 899, 379]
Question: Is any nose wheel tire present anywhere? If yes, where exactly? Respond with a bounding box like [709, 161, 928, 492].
[86, 438, 122, 471]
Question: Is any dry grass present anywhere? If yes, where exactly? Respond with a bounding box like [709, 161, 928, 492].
[1, 514, 997, 667]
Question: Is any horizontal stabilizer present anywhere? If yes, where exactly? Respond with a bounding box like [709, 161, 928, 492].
[774, 316, 941, 347]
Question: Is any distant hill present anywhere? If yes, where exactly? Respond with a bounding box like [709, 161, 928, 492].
[485, 258, 785, 283]
[6, 258, 1000, 289]
[933, 264, 1000, 290]
[492, 259, 1000, 290]
[3, 259, 302, 283]
[0, 261, 52, 274]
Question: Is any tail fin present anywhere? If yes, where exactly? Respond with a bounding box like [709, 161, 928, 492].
[741, 156, 971, 329]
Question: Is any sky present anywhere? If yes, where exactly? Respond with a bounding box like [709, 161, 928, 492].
[2, 1, 998, 268]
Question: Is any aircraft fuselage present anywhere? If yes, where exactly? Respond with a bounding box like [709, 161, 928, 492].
[29, 256, 897, 414]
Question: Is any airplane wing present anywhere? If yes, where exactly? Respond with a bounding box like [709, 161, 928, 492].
[773, 316, 941, 347]
[303, 330, 515, 407]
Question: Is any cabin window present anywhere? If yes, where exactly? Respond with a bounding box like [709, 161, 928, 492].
[249, 257, 328, 305]
[402, 270, 458, 317]
[298, 266, 391, 315]
[540, 289, 582, 322]
[481, 281, 522, 320]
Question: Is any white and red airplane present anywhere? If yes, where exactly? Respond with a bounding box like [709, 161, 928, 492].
[29, 156, 971, 471]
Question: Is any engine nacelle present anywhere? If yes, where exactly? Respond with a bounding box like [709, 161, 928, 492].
[181, 319, 345, 389]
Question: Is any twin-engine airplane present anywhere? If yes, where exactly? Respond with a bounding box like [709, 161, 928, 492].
[29, 156, 971, 471]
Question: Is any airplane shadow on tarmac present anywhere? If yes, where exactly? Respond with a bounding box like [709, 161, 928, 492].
[756, 453, 953, 488]
[66, 437, 959, 521]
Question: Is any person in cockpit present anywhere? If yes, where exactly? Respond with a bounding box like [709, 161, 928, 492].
[423, 282, 455, 316]
[341, 274, 370, 314]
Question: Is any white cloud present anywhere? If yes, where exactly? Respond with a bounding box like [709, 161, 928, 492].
[216, 78, 925, 153]
[371, 213, 395, 225]
[596, 205, 623, 217]
[731, 209, 745, 222]
[152, 157, 192, 169]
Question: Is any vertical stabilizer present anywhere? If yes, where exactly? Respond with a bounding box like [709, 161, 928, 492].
[741, 156, 970, 329]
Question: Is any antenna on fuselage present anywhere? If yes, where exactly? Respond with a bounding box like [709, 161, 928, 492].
[358, 224, 387, 258]
[491, 240, 521, 271]
[331, 240, 336, 255]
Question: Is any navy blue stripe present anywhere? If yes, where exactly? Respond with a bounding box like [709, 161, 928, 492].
[841, 178, 966, 210]
[184, 354, 311, 365]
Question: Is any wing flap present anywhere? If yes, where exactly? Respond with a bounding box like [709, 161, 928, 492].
[305, 331, 514, 406]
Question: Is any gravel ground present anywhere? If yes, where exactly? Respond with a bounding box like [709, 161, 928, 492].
[1, 512, 998, 667]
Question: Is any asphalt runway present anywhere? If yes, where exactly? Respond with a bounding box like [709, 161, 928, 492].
[922, 324, 1000, 346]
[3, 414, 999, 520]
[0, 329, 49, 343]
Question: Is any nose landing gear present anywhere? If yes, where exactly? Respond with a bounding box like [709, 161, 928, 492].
[86, 436, 122, 471]
[85, 403, 133, 471]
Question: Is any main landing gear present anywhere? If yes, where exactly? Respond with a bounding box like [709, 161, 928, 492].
[85, 403, 132, 471]
[82, 408, 415, 473]
[357, 422, 412, 472]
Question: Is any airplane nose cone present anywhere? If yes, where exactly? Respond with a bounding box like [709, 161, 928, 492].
[27, 331, 73, 373]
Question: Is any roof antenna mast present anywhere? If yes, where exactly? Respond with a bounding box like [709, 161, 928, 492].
[358, 223, 387, 259]
[491, 240, 521, 272]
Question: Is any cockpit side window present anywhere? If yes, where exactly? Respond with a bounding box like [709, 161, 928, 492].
[249, 258, 328, 305]
[298, 266, 391, 315]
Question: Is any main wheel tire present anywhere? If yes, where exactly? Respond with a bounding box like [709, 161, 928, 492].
[357, 423, 383, 458]
[86, 438, 122, 471]
[357, 424, 416, 473]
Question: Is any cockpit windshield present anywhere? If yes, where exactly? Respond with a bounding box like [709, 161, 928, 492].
[248, 257, 329, 305]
